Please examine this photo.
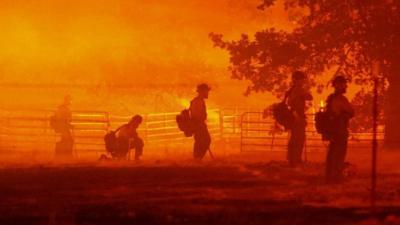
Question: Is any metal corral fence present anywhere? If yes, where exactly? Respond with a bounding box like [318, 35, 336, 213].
[0, 109, 110, 158]
[0, 108, 384, 158]
[0, 108, 235, 158]
[109, 109, 223, 144]
[240, 112, 385, 153]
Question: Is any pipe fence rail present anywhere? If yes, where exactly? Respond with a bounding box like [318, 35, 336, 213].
[0, 109, 110, 158]
[240, 111, 385, 153]
[0, 108, 385, 158]
[0, 108, 234, 158]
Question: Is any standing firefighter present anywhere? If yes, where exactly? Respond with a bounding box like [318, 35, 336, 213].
[286, 71, 313, 167]
[325, 76, 354, 182]
[190, 83, 211, 160]
[51, 95, 74, 158]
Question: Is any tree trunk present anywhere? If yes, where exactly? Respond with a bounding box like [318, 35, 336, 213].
[384, 64, 400, 149]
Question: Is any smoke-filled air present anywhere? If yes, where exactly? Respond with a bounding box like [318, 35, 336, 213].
[0, 0, 400, 224]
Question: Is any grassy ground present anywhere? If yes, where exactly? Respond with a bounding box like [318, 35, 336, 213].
[0, 150, 400, 225]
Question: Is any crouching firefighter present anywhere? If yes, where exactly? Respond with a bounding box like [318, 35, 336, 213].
[325, 76, 355, 182]
[104, 115, 144, 160]
[190, 83, 212, 160]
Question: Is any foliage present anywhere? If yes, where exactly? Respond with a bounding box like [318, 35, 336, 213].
[210, 0, 400, 97]
[349, 89, 384, 132]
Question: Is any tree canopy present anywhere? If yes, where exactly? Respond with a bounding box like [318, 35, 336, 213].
[210, 0, 400, 96]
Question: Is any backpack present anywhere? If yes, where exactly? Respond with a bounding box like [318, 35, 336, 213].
[176, 109, 194, 137]
[104, 131, 118, 154]
[49, 115, 63, 133]
[272, 102, 295, 130]
[272, 89, 295, 130]
[315, 109, 334, 140]
[104, 125, 124, 154]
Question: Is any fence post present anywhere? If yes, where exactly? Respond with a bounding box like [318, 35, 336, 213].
[105, 112, 111, 132]
[0, 112, 2, 150]
[144, 114, 149, 145]
[304, 132, 308, 163]
[164, 113, 169, 155]
[234, 107, 238, 134]
[371, 77, 379, 215]
[219, 109, 224, 139]
[240, 113, 244, 153]
[270, 122, 276, 151]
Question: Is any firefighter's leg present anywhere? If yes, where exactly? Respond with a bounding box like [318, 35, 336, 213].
[295, 122, 306, 164]
[287, 120, 305, 166]
[287, 130, 296, 165]
[193, 125, 210, 160]
[326, 140, 335, 181]
[333, 135, 348, 180]
[203, 127, 211, 157]
[115, 138, 129, 160]
[134, 137, 144, 160]
[56, 130, 74, 158]
[193, 131, 202, 159]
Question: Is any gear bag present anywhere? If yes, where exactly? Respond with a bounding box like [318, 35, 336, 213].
[104, 125, 124, 154]
[272, 89, 295, 130]
[315, 109, 334, 140]
[176, 109, 194, 137]
[104, 131, 118, 153]
[50, 115, 63, 133]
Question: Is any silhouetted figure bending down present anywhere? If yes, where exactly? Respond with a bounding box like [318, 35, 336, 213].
[190, 83, 211, 160]
[286, 71, 313, 167]
[114, 115, 144, 160]
[325, 76, 354, 182]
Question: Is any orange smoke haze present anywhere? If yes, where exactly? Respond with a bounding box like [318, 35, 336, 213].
[0, 0, 295, 113]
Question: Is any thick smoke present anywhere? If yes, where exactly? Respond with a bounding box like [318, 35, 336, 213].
[0, 0, 290, 112]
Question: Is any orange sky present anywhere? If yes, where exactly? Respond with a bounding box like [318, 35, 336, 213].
[0, 0, 300, 112]
[0, 0, 281, 81]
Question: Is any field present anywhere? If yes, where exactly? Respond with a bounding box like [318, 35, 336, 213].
[1, 150, 400, 225]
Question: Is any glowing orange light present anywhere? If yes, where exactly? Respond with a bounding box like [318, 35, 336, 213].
[179, 98, 190, 108]
[320, 100, 325, 108]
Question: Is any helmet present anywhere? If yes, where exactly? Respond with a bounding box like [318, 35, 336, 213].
[130, 115, 143, 124]
[332, 75, 347, 86]
[196, 83, 211, 92]
[292, 71, 306, 81]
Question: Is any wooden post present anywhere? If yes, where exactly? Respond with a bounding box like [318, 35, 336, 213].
[270, 122, 277, 151]
[240, 113, 244, 153]
[371, 60, 380, 215]
[219, 109, 224, 139]
[304, 131, 308, 163]
[144, 114, 149, 144]
[233, 107, 238, 134]
[371, 77, 378, 215]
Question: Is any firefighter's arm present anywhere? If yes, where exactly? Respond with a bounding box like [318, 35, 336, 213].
[302, 84, 313, 101]
[342, 98, 355, 118]
[333, 97, 354, 118]
[67, 116, 74, 129]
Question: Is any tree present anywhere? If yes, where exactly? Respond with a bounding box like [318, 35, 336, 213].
[210, 0, 400, 148]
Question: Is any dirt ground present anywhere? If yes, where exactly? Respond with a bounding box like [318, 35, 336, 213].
[1, 150, 400, 225]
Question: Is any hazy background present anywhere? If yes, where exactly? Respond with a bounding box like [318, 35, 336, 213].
[0, 0, 299, 114]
